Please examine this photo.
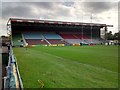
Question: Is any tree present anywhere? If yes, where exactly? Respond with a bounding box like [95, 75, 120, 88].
[106, 31, 113, 40]
[113, 31, 120, 40]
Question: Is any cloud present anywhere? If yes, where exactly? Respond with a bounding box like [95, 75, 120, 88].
[62, 2, 75, 7]
[0, 1, 119, 36]
[2, 3, 31, 19]
[2, 2, 57, 19]
[2, 2, 75, 20]
[2, 0, 65, 2]
[28, 2, 56, 10]
[1, 2, 75, 35]
[82, 2, 117, 14]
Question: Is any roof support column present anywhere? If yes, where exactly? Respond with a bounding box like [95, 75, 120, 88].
[82, 25, 83, 41]
[105, 26, 108, 41]
[91, 24, 93, 43]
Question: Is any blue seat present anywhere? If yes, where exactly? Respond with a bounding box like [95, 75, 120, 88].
[23, 32, 44, 39]
[43, 33, 63, 39]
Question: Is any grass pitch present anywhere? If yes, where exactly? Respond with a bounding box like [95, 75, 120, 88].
[13, 45, 118, 88]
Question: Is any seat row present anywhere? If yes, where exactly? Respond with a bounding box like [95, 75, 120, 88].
[12, 32, 102, 46]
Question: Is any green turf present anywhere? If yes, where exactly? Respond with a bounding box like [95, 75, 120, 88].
[13, 45, 118, 88]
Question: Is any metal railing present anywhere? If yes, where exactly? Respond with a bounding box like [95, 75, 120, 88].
[4, 46, 23, 89]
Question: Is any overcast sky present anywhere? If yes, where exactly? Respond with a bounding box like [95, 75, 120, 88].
[0, 0, 119, 36]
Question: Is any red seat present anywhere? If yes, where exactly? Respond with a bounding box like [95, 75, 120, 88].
[60, 34, 78, 39]
[26, 39, 48, 45]
[47, 39, 68, 44]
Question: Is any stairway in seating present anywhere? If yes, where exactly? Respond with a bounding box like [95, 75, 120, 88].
[41, 34, 51, 45]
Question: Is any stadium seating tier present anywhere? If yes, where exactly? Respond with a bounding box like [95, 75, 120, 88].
[26, 39, 48, 45]
[12, 33, 24, 46]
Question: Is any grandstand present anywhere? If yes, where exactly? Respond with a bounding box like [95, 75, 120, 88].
[2, 18, 117, 89]
[12, 33, 23, 46]
[7, 18, 109, 47]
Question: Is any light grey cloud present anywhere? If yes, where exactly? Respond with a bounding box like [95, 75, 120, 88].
[2, 2, 117, 20]
[2, 3, 32, 19]
[2, 0, 120, 2]
[28, 2, 56, 10]
[118, 1, 120, 31]
[62, 2, 75, 7]
[0, 1, 119, 36]
[2, 0, 20, 2]
[2, 2, 75, 20]
[2, 2, 57, 19]
[2, 0, 64, 2]
[82, 2, 117, 14]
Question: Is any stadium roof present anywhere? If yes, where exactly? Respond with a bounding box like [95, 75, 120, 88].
[7, 18, 113, 27]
